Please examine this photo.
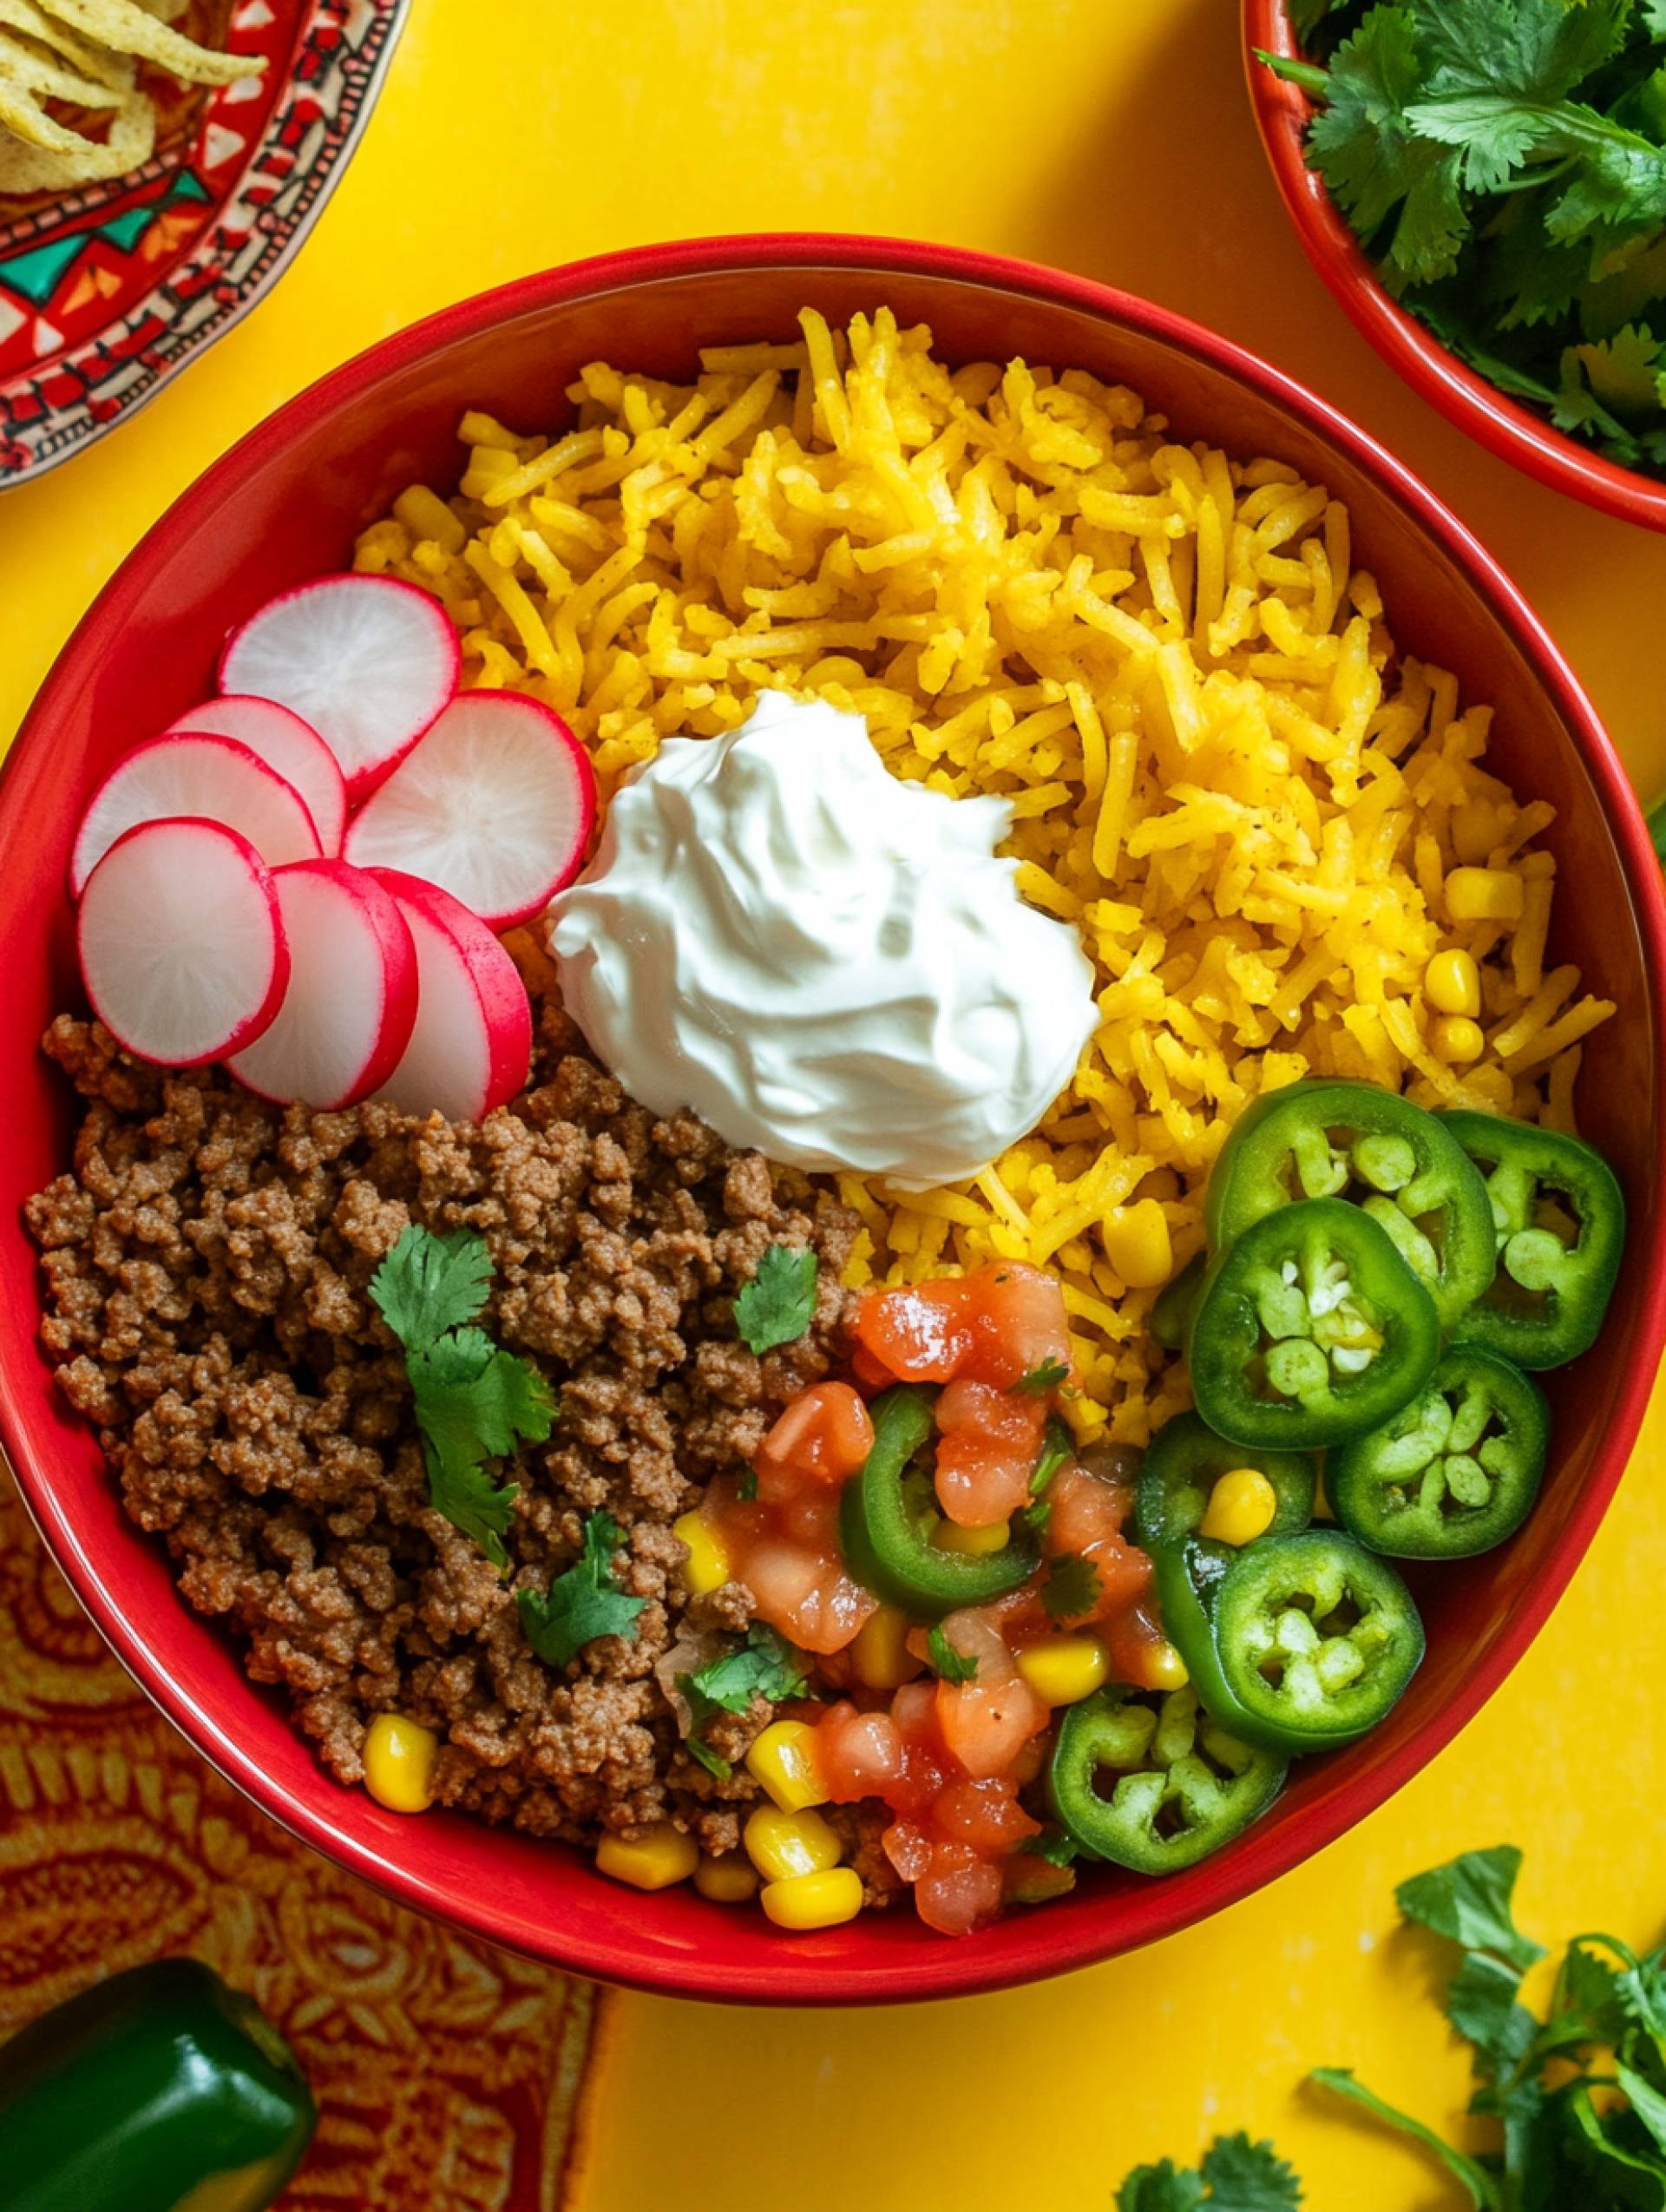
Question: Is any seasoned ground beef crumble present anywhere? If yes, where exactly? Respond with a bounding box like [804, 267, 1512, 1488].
[24, 988, 864, 1863]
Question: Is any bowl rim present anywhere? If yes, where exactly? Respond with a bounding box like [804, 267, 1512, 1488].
[8, 230, 1666, 2005]
[1243, 0, 1666, 533]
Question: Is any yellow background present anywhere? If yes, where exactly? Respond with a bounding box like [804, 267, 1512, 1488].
[4, 2, 1666, 2203]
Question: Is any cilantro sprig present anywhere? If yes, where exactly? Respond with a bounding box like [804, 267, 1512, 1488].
[1257, 0, 1666, 476]
[675, 1624, 809, 1776]
[1042, 1551, 1102, 1623]
[516, 1512, 646, 1668]
[1117, 2133, 1302, 2211]
[370, 1226, 557, 1570]
[926, 1625, 980, 1684]
[1012, 1355, 1070, 1396]
[734, 1243, 819, 1355]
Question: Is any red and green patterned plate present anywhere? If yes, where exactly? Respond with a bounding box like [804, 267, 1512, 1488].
[0, 0, 408, 486]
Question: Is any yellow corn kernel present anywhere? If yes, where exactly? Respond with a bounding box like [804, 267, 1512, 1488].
[1432, 1014, 1486, 1065]
[744, 1804, 843, 1883]
[672, 1508, 731, 1596]
[1015, 1635, 1111, 1708]
[933, 1517, 1011, 1557]
[745, 1721, 829, 1812]
[851, 1603, 919, 1690]
[1446, 867, 1524, 923]
[761, 1867, 864, 1931]
[596, 1821, 699, 1891]
[1425, 948, 1481, 1018]
[1450, 799, 1501, 867]
[364, 1712, 438, 1814]
[1101, 1198, 1173, 1289]
[1199, 1467, 1279, 1546]
[694, 1852, 760, 1905]
[1138, 1640, 1190, 1691]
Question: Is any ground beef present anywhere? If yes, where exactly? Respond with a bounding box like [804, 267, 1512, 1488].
[24, 996, 858, 1854]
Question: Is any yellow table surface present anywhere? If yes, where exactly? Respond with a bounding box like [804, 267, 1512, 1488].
[4, 3, 1666, 2203]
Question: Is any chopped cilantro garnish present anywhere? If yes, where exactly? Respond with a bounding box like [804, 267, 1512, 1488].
[733, 1243, 819, 1355]
[1042, 1552, 1102, 1623]
[370, 1226, 557, 1569]
[737, 1467, 759, 1502]
[1030, 1415, 1072, 1493]
[926, 1625, 979, 1684]
[1013, 1355, 1069, 1396]
[679, 1623, 807, 1733]
[515, 1512, 646, 1668]
[685, 1736, 733, 1782]
[1019, 1827, 1079, 1867]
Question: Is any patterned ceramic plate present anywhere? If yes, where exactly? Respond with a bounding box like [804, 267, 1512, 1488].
[0, 0, 408, 486]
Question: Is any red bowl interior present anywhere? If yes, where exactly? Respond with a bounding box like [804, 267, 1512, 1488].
[1243, 0, 1666, 532]
[4, 235, 1665, 2005]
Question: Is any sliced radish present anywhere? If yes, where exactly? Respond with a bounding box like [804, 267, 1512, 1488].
[368, 870, 532, 1121]
[343, 692, 595, 928]
[71, 732, 323, 899]
[78, 818, 290, 1067]
[226, 860, 417, 1110]
[164, 695, 348, 854]
[218, 574, 461, 799]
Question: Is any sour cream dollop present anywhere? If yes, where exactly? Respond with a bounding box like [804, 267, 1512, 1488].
[548, 692, 1099, 1187]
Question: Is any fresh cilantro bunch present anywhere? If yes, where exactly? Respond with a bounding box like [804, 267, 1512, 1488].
[1259, 0, 1666, 474]
[1117, 1842, 1666, 2210]
[370, 1225, 558, 1571]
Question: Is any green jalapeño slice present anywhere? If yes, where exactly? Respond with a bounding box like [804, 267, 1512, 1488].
[1328, 1343, 1551, 1559]
[1439, 1110, 1626, 1369]
[1133, 1410, 1315, 1553]
[1189, 1198, 1440, 1451]
[1046, 1684, 1287, 1874]
[1210, 1530, 1425, 1754]
[1204, 1079, 1496, 1330]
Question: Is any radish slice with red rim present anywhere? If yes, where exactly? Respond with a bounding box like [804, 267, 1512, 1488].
[368, 870, 532, 1122]
[343, 691, 595, 927]
[226, 859, 418, 1110]
[77, 817, 290, 1067]
[218, 574, 461, 799]
[164, 695, 348, 854]
[70, 731, 323, 897]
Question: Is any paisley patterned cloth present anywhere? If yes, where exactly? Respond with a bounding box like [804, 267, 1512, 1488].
[0, 1465, 600, 2211]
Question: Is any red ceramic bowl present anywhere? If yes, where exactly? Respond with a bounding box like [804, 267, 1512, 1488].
[1244, 0, 1666, 531]
[3, 235, 1665, 2005]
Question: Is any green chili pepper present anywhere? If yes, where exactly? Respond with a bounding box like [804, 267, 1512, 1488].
[1439, 1110, 1626, 1369]
[1328, 1343, 1550, 1559]
[838, 1384, 1038, 1618]
[1209, 1529, 1426, 1754]
[1046, 1683, 1287, 1874]
[1147, 1536, 1284, 1750]
[1189, 1197, 1441, 1451]
[1133, 1409, 1315, 1552]
[1204, 1080, 1496, 1330]
[1151, 1251, 1205, 1351]
[0, 1957, 316, 2212]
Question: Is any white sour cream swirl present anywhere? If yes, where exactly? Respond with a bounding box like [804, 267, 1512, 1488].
[548, 692, 1099, 1187]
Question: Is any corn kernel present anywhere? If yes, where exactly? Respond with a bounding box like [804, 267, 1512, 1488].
[1016, 1635, 1111, 1707]
[672, 1508, 731, 1596]
[851, 1604, 921, 1690]
[1138, 1640, 1190, 1692]
[1432, 1014, 1486, 1065]
[1199, 1467, 1278, 1546]
[1425, 948, 1481, 1018]
[1446, 867, 1524, 923]
[933, 1517, 1011, 1557]
[744, 1804, 843, 1883]
[364, 1713, 438, 1814]
[1102, 1198, 1173, 1289]
[694, 1852, 760, 1904]
[745, 1720, 829, 1812]
[1450, 799, 1500, 867]
[596, 1821, 699, 1891]
[760, 1867, 864, 1931]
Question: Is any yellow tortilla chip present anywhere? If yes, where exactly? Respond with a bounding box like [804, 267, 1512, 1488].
[0, 26, 126, 107]
[0, 73, 148, 187]
[36, 0, 263, 87]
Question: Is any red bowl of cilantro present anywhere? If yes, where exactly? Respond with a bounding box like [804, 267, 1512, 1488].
[1245, 0, 1666, 530]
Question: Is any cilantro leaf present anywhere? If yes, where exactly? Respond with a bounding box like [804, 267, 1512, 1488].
[1031, 1416, 1072, 1493]
[1311, 2070, 1497, 2208]
[679, 1623, 807, 1730]
[1648, 0, 1666, 35]
[1196, 2133, 1304, 2210]
[685, 1736, 733, 1782]
[1013, 1356, 1070, 1396]
[1395, 1844, 1546, 1973]
[1018, 1826, 1079, 1867]
[1042, 1552, 1101, 1623]
[733, 1243, 818, 1355]
[1445, 1948, 1539, 2082]
[516, 1512, 646, 1668]
[1115, 2162, 1206, 2212]
[370, 1224, 494, 1352]
[419, 1439, 520, 1567]
[1615, 2065, 1666, 2162]
[927, 1625, 979, 1684]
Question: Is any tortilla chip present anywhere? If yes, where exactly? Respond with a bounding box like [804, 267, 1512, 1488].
[37, 0, 262, 87]
[0, 26, 126, 107]
[0, 71, 148, 187]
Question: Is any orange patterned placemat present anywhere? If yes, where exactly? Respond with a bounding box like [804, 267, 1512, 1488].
[0, 1464, 603, 2210]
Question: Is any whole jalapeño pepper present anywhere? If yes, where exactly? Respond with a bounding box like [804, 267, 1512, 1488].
[1439, 1110, 1625, 1369]
[1188, 1198, 1441, 1451]
[1204, 1079, 1496, 1330]
[838, 1385, 1038, 1618]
